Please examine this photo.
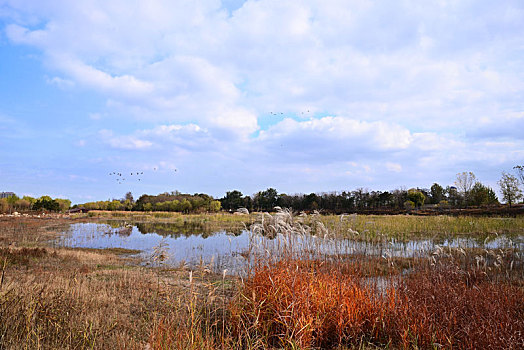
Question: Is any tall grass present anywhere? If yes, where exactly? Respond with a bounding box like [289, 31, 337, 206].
[318, 214, 524, 241]
[1, 213, 523, 349]
[230, 257, 524, 349]
[227, 210, 524, 349]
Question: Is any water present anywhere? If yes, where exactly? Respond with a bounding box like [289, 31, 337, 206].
[56, 222, 251, 273]
[55, 222, 524, 275]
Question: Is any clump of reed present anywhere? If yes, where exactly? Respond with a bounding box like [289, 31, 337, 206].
[148, 267, 241, 350]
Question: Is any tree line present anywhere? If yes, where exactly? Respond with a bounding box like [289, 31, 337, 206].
[79, 191, 222, 213]
[0, 195, 71, 214]
[221, 168, 524, 213]
[1, 166, 523, 214]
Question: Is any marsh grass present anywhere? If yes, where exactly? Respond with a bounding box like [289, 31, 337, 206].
[0, 246, 233, 349]
[317, 214, 524, 241]
[89, 211, 254, 233]
[229, 210, 524, 349]
[231, 251, 524, 349]
[1, 213, 523, 349]
[86, 211, 524, 243]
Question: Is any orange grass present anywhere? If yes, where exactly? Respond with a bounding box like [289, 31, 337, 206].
[392, 262, 524, 349]
[231, 258, 524, 349]
[230, 260, 399, 348]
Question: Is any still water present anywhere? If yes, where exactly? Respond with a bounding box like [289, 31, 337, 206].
[56, 221, 523, 274]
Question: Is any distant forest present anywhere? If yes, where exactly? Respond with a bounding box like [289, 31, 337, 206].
[2, 168, 523, 214]
[74, 169, 524, 213]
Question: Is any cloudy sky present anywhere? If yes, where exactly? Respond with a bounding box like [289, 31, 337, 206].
[1, 0, 523, 203]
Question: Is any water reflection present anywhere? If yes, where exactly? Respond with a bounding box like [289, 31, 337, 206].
[56, 222, 524, 275]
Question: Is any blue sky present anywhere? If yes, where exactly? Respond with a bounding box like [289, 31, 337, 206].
[1, 0, 523, 204]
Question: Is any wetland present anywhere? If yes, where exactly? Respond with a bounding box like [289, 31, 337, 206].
[1, 211, 523, 349]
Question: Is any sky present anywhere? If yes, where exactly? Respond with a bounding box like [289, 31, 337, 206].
[1, 0, 523, 204]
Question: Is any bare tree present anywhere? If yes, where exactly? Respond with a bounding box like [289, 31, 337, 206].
[454, 172, 477, 206]
[514, 165, 524, 185]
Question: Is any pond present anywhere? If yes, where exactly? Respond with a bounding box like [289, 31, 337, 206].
[55, 221, 524, 275]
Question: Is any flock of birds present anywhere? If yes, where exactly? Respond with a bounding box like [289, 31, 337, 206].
[109, 167, 177, 185]
[268, 110, 313, 148]
[268, 109, 311, 116]
[106, 111, 310, 185]
[109, 171, 144, 184]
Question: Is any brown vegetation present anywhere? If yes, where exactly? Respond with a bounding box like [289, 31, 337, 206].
[1, 214, 523, 349]
[231, 256, 524, 349]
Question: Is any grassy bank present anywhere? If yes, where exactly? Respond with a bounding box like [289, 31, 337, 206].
[86, 210, 524, 242]
[314, 214, 524, 241]
[87, 210, 255, 235]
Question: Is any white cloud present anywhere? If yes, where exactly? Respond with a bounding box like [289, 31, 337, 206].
[386, 162, 402, 173]
[5, 1, 523, 135]
[57, 55, 155, 97]
[256, 116, 413, 164]
[99, 129, 153, 150]
[45, 76, 74, 89]
[2, 1, 524, 199]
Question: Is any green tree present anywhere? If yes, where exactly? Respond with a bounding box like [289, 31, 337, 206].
[33, 196, 60, 212]
[254, 188, 278, 211]
[445, 186, 460, 207]
[6, 194, 19, 208]
[55, 198, 72, 212]
[169, 200, 180, 212]
[179, 199, 192, 213]
[498, 172, 522, 207]
[469, 182, 498, 206]
[208, 200, 221, 212]
[122, 199, 133, 211]
[407, 189, 425, 208]
[404, 200, 415, 210]
[22, 196, 36, 209]
[221, 190, 244, 210]
[304, 193, 319, 210]
[430, 183, 445, 204]
[125, 191, 134, 203]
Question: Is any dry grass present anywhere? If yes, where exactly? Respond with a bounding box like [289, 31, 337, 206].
[1, 213, 523, 349]
[230, 257, 524, 349]
[394, 261, 524, 349]
[0, 216, 229, 349]
[230, 259, 395, 349]
[228, 210, 524, 349]
[0, 245, 234, 349]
